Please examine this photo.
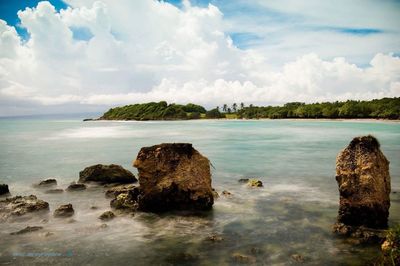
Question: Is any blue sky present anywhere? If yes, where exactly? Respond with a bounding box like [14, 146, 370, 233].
[0, 0, 399, 115]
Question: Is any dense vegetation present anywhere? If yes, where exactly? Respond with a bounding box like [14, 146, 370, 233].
[236, 98, 400, 119]
[99, 98, 400, 120]
[101, 101, 207, 120]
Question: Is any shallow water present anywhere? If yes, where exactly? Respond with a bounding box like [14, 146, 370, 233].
[0, 117, 399, 265]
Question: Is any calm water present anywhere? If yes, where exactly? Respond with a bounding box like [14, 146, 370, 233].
[0, 117, 399, 265]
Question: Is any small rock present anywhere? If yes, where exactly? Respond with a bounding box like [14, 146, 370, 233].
[333, 223, 386, 244]
[67, 183, 86, 191]
[54, 204, 74, 218]
[110, 189, 139, 211]
[231, 253, 256, 264]
[222, 190, 232, 196]
[45, 189, 64, 194]
[291, 254, 305, 263]
[10, 226, 43, 235]
[238, 178, 249, 183]
[44, 231, 54, 237]
[99, 211, 115, 221]
[212, 188, 219, 199]
[90, 206, 98, 210]
[247, 179, 263, 188]
[0, 184, 10, 195]
[99, 223, 108, 229]
[208, 234, 223, 242]
[36, 179, 57, 187]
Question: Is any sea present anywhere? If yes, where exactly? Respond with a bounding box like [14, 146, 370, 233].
[0, 116, 399, 265]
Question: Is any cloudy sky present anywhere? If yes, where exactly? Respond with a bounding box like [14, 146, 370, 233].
[0, 0, 399, 116]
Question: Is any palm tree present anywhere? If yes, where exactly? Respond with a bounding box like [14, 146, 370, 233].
[232, 103, 237, 113]
[240, 102, 244, 109]
[249, 104, 254, 108]
[227, 107, 232, 114]
[222, 104, 227, 113]
[216, 106, 220, 112]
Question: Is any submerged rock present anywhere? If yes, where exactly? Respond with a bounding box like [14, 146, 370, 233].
[0, 184, 10, 195]
[335, 135, 391, 229]
[45, 189, 64, 194]
[36, 179, 57, 187]
[247, 179, 263, 188]
[79, 164, 137, 184]
[10, 226, 43, 235]
[99, 211, 115, 221]
[208, 234, 224, 242]
[67, 183, 86, 191]
[54, 204, 74, 218]
[212, 188, 219, 199]
[222, 190, 233, 196]
[291, 254, 305, 263]
[238, 178, 249, 183]
[0, 195, 49, 221]
[133, 143, 214, 212]
[333, 223, 386, 244]
[105, 184, 137, 198]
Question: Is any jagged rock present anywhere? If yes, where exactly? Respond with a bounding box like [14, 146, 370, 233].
[99, 211, 115, 221]
[0, 195, 49, 221]
[45, 189, 64, 194]
[36, 179, 57, 187]
[247, 179, 263, 188]
[105, 184, 136, 198]
[10, 226, 43, 235]
[54, 204, 74, 218]
[110, 187, 140, 211]
[335, 135, 391, 229]
[79, 164, 137, 184]
[133, 143, 214, 212]
[0, 184, 10, 195]
[67, 183, 86, 191]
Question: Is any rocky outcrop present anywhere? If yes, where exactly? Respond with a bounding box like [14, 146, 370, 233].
[335, 135, 391, 230]
[0, 195, 49, 222]
[79, 164, 137, 184]
[248, 179, 263, 188]
[67, 183, 86, 191]
[0, 184, 10, 195]
[110, 187, 141, 211]
[133, 143, 214, 212]
[54, 204, 74, 218]
[105, 184, 136, 198]
[10, 226, 43, 235]
[36, 179, 57, 187]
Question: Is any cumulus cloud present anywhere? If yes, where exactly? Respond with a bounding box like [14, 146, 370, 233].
[0, 0, 399, 116]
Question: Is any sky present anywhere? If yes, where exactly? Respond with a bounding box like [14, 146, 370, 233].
[0, 0, 399, 116]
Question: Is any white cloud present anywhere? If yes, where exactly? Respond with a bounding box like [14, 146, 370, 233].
[0, 0, 399, 116]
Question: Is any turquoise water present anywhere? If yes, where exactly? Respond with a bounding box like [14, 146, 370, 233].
[0, 117, 399, 265]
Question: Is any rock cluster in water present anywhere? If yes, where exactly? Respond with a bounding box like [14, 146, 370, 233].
[133, 143, 214, 212]
[79, 164, 137, 184]
[0, 195, 49, 222]
[334, 135, 391, 230]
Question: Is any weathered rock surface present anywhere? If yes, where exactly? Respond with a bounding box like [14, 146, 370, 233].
[133, 143, 214, 212]
[333, 223, 386, 244]
[79, 164, 137, 184]
[99, 211, 115, 221]
[247, 179, 263, 188]
[335, 135, 391, 229]
[105, 184, 136, 198]
[67, 183, 86, 191]
[54, 204, 74, 218]
[36, 179, 57, 187]
[110, 187, 141, 211]
[0, 195, 49, 222]
[0, 184, 10, 195]
[10, 226, 43, 235]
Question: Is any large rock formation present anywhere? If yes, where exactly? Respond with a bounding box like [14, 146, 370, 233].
[133, 143, 214, 212]
[335, 135, 391, 230]
[79, 164, 137, 184]
[0, 195, 49, 222]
